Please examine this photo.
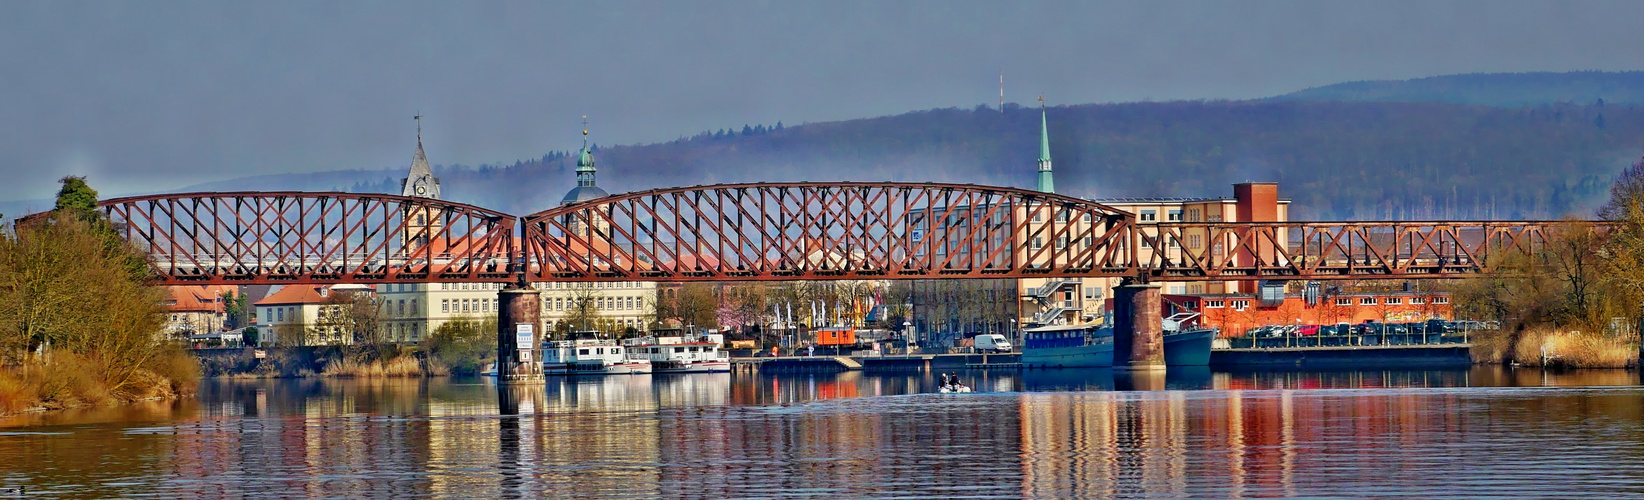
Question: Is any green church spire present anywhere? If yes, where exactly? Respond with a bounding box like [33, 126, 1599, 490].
[1036, 96, 1055, 194]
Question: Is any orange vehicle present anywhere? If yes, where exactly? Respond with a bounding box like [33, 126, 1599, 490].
[810, 328, 857, 347]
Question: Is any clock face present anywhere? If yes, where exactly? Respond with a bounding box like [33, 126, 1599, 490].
[416, 185, 427, 195]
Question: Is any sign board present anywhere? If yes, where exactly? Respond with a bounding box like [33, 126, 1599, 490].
[253, 349, 267, 359]
[518, 350, 532, 363]
[515, 323, 534, 347]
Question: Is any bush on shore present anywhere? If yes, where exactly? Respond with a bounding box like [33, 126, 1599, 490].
[0, 178, 201, 415]
[1471, 326, 1639, 368]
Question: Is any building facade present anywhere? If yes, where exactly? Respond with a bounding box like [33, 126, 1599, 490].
[164, 285, 235, 339]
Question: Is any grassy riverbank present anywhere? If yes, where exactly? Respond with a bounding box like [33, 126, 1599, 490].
[0, 349, 200, 415]
[198, 344, 485, 379]
[1470, 327, 1639, 368]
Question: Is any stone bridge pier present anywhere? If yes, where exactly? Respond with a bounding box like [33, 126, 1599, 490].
[1112, 281, 1165, 372]
[496, 286, 543, 384]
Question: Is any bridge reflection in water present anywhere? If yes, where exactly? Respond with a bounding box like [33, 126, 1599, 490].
[2, 370, 1643, 497]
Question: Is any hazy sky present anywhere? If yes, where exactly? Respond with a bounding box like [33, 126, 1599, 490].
[2, 0, 1640, 201]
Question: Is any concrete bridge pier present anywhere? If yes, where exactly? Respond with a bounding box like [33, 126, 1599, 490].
[1112, 281, 1166, 372]
[496, 286, 544, 384]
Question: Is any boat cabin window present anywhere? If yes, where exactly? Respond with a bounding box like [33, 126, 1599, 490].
[674, 347, 684, 353]
[597, 348, 604, 354]
[578, 349, 589, 355]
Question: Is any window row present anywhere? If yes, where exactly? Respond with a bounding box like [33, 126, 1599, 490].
[442, 298, 493, 314]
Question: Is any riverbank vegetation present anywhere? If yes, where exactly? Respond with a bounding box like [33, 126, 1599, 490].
[0, 178, 201, 415]
[197, 316, 497, 379]
[1454, 157, 1644, 367]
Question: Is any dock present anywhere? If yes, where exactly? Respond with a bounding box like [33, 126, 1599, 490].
[733, 353, 1022, 374]
[1210, 343, 1473, 369]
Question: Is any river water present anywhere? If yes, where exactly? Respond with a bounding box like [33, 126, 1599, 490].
[4, 367, 1644, 498]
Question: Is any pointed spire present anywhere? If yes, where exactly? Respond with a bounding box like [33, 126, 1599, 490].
[576, 115, 597, 187]
[1036, 96, 1055, 194]
[402, 113, 439, 199]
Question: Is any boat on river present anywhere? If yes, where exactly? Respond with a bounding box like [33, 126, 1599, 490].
[1022, 323, 1114, 368]
[628, 341, 730, 373]
[1162, 313, 1215, 366]
[542, 340, 653, 375]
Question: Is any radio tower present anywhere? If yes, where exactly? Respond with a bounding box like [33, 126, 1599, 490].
[999, 70, 1005, 114]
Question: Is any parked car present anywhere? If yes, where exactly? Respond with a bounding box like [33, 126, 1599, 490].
[1298, 325, 1321, 336]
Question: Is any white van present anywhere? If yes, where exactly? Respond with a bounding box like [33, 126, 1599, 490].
[974, 334, 1012, 353]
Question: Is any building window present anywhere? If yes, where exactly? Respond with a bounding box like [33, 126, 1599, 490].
[1168, 209, 1182, 221]
[1083, 236, 1094, 247]
[397, 300, 405, 316]
[1231, 300, 1249, 310]
[1205, 300, 1225, 308]
[1081, 212, 1092, 222]
[1141, 210, 1157, 222]
[1033, 211, 1042, 222]
[276, 308, 285, 321]
[441, 299, 450, 313]
[1434, 296, 1449, 304]
[1208, 215, 1223, 222]
[1057, 211, 1069, 222]
[1189, 234, 1202, 249]
[410, 300, 418, 314]
[1411, 297, 1426, 304]
[1056, 236, 1068, 249]
[1360, 297, 1375, 305]
[1334, 298, 1351, 306]
[1385, 297, 1403, 305]
[1033, 237, 1044, 250]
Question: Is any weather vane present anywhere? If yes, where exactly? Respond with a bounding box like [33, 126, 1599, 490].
[414, 112, 423, 144]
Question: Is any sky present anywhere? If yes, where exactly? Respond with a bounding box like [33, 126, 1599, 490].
[2, 0, 1641, 202]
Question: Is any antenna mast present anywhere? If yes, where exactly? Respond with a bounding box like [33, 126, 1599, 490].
[999, 70, 1004, 113]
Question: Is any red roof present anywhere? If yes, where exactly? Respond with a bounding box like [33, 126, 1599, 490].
[254, 285, 331, 306]
[166, 285, 235, 313]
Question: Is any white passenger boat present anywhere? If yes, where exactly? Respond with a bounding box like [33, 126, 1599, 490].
[629, 341, 731, 373]
[542, 340, 653, 375]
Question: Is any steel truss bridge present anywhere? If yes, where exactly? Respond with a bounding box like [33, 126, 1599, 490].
[25, 182, 1596, 285]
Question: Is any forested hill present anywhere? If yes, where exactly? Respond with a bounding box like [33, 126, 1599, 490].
[298, 99, 1636, 221]
[1273, 71, 1644, 107]
[127, 93, 1644, 222]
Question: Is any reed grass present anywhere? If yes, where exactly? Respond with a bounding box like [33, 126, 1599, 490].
[1472, 327, 1638, 368]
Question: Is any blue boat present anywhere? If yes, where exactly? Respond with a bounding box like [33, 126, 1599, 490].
[1162, 313, 1216, 366]
[1021, 324, 1114, 368]
[1163, 327, 1215, 366]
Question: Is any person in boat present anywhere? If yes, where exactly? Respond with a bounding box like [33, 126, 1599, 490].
[940, 372, 951, 388]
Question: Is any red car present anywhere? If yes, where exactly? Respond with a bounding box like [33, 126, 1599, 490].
[1297, 325, 1321, 336]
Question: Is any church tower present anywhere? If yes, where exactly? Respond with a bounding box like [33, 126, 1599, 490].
[559, 117, 611, 237]
[1036, 97, 1055, 194]
[402, 115, 443, 248]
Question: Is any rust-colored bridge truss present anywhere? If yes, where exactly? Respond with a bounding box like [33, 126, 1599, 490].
[26, 183, 1595, 285]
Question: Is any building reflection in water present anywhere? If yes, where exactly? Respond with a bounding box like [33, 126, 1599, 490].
[8, 368, 1644, 497]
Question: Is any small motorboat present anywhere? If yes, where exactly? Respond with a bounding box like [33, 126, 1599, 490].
[939, 384, 973, 393]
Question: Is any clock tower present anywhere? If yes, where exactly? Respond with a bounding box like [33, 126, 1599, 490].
[401, 114, 443, 248]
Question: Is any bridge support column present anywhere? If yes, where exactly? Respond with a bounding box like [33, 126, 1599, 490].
[1112, 282, 1166, 372]
[497, 287, 544, 384]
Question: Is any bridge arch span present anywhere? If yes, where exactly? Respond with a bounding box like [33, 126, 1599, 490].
[70, 191, 518, 284]
[521, 181, 1139, 282]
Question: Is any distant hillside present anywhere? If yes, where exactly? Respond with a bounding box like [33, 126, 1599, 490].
[34, 98, 1644, 222]
[1273, 71, 1644, 107]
